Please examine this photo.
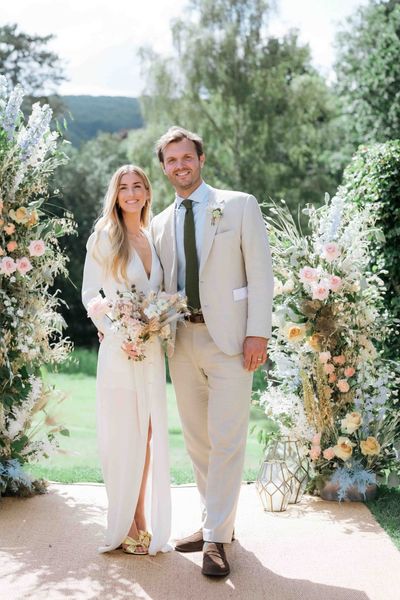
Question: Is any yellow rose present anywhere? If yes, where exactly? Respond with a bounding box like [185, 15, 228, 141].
[284, 323, 306, 344]
[341, 412, 362, 434]
[10, 206, 30, 224]
[333, 436, 354, 461]
[308, 334, 323, 352]
[360, 437, 381, 457]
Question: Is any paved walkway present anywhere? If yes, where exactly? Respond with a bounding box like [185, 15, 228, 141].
[0, 482, 399, 600]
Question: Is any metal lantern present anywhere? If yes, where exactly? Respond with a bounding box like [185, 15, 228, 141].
[265, 437, 310, 504]
[256, 459, 292, 512]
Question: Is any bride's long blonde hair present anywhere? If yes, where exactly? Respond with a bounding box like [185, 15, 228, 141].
[93, 165, 152, 282]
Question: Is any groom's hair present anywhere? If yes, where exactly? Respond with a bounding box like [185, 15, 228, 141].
[156, 126, 204, 164]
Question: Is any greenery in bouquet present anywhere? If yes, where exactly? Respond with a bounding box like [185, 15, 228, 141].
[0, 77, 75, 497]
[259, 193, 399, 498]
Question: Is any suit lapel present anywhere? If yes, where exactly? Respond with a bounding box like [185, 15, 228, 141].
[200, 188, 224, 274]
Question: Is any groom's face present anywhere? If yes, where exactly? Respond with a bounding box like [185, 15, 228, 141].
[162, 138, 205, 197]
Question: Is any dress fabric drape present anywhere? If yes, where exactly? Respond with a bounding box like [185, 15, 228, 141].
[82, 228, 172, 555]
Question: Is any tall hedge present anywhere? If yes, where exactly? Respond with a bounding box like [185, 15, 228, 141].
[341, 141, 400, 358]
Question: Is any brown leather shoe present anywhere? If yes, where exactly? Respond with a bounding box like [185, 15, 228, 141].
[175, 529, 235, 553]
[202, 543, 230, 577]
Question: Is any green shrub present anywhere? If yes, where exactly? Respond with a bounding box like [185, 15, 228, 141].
[342, 141, 400, 359]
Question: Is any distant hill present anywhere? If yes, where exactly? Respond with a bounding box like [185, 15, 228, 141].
[58, 95, 144, 146]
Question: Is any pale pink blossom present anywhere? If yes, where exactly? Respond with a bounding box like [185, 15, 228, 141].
[329, 275, 342, 292]
[4, 223, 15, 235]
[312, 281, 330, 301]
[322, 242, 341, 263]
[333, 355, 346, 365]
[309, 446, 321, 461]
[328, 373, 337, 383]
[0, 256, 17, 275]
[319, 351, 331, 363]
[16, 257, 32, 275]
[6, 241, 17, 252]
[337, 379, 350, 393]
[87, 295, 109, 319]
[299, 266, 318, 284]
[344, 366, 356, 377]
[323, 363, 335, 375]
[323, 447, 335, 460]
[312, 433, 321, 446]
[29, 239, 46, 257]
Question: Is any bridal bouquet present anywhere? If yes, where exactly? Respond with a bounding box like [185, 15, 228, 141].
[88, 287, 188, 360]
[259, 194, 399, 498]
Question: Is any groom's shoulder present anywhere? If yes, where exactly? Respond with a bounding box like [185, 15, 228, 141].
[211, 186, 257, 207]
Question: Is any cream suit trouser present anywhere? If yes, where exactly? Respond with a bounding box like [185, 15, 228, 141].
[169, 321, 253, 543]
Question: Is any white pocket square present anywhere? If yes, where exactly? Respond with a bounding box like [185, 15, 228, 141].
[233, 286, 248, 301]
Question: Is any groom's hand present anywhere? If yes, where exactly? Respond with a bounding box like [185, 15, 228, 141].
[243, 336, 268, 372]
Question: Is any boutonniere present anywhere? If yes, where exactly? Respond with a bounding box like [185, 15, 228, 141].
[208, 205, 224, 226]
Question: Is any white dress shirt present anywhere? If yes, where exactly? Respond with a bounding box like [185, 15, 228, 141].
[175, 180, 210, 293]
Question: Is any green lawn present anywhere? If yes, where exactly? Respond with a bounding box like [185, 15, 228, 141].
[27, 373, 266, 485]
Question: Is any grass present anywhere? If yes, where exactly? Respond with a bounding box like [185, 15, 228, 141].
[367, 486, 400, 550]
[27, 371, 266, 485]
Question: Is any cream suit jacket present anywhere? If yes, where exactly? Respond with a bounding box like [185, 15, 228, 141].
[150, 185, 274, 356]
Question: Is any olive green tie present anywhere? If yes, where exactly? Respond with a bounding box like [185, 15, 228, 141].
[182, 199, 201, 312]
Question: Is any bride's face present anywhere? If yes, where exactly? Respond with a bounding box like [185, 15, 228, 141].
[117, 172, 149, 218]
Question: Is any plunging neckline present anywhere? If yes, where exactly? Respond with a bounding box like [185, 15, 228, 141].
[130, 229, 153, 282]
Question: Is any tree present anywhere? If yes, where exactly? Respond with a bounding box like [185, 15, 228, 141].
[55, 133, 130, 347]
[136, 0, 343, 213]
[335, 0, 400, 147]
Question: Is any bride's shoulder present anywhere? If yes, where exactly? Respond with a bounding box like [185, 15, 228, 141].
[86, 228, 112, 255]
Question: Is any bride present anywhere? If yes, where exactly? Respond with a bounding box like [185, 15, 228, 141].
[82, 165, 171, 555]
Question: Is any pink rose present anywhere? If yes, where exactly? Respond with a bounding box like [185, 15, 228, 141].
[322, 242, 341, 262]
[337, 379, 350, 393]
[312, 281, 330, 301]
[344, 366, 355, 377]
[6, 241, 17, 252]
[329, 275, 342, 292]
[319, 351, 331, 363]
[0, 256, 17, 275]
[333, 355, 346, 365]
[87, 295, 109, 319]
[323, 363, 335, 375]
[309, 446, 321, 461]
[328, 373, 337, 383]
[16, 257, 32, 275]
[299, 266, 319, 285]
[323, 447, 335, 460]
[29, 240, 46, 257]
[4, 223, 16, 235]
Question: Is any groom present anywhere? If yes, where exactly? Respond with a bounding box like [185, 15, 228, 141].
[150, 126, 273, 577]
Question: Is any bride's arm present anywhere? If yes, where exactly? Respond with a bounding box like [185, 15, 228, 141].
[81, 232, 112, 335]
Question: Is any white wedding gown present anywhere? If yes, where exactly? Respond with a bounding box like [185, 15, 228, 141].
[82, 228, 172, 555]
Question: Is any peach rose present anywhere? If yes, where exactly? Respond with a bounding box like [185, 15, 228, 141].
[309, 446, 321, 461]
[319, 351, 331, 363]
[333, 437, 354, 461]
[6, 241, 17, 252]
[337, 379, 350, 393]
[328, 373, 337, 383]
[323, 363, 335, 375]
[333, 355, 346, 365]
[308, 334, 322, 352]
[344, 366, 355, 378]
[341, 412, 362, 434]
[323, 447, 335, 460]
[312, 433, 321, 446]
[9, 206, 30, 224]
[360, 437, 381, 457]
[16, 257, 32, 275]
[4, 223, 16, 235]
[27, 210, 39, 227]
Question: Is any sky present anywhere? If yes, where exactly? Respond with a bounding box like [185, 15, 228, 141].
[1, 0, 369, 97]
